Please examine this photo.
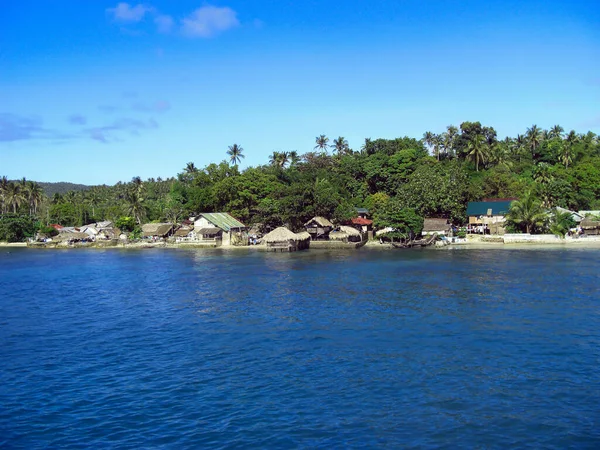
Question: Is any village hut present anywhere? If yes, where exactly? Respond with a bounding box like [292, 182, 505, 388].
[141, 223, 174, 238]
[580, 217, 600, 235]
[97, 227, 121, 240]
[304, 216, 334, 240]
[263, 227, 310, 252]
[51, 232, 91, 243]
[339, 225, 363, 242]
[174, 226, 193, 239]
[422, 218, 452, 236]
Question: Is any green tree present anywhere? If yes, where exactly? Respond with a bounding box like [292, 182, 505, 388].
[466, 133, 488, 172]
[227, 144, 244, 166]
[506, 191, 547, 234]
[314, 135, 329, 153]
[548, 209, 575, 238]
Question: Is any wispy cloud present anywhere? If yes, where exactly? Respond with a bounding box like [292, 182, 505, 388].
[98, 105, 120, 114]
[107, 2, 154, 22]
[68, 114, 87, 125]
[85, 118, 159, 143]
[155, 14, 174, 34]
[181, 6, 239, 38]
[132, 100, 171, 113]
[0, 113, 70, 142]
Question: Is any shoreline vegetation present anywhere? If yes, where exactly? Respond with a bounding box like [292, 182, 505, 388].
[2, 123, 600, 247]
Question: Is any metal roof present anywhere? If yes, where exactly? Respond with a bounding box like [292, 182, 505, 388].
[466, 201, 513, 216]
[199, 213, 246, 232]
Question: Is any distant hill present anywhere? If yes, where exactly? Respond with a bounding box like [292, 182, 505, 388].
[38, 182, 91, 197]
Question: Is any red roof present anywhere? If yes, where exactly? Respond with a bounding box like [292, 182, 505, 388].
[351, 217, 373, 226]
[50, 224, 63, 230]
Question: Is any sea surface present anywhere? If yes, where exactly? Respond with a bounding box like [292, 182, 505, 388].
[1, 247, 599, 448]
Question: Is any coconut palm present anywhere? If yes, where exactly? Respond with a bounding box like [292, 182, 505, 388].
[0, 176, 9, 213]
[314, 135, 329, 153]
[185, 162, 198, 173]
[125, 188, 145, 224]
[506, 191, 547, 234]
[423, 131, 435, 155]
[26, 181, 44, 215]
[227, 144, 244, 166]
[5, 182, 23, 213]
[331, 136, 349, 155]
[361, 138, 373, 154]
[288, 151, 300, 167]
[466, 134, 488, 171]
[549, 209, 574, 238]
[526, 124, 542, 159]
[550, 125, 564, 140]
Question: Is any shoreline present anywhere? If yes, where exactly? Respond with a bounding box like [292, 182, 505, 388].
[3, 237, 600, 251]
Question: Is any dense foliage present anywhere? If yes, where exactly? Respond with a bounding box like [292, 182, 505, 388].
[1, 123, 600, 241]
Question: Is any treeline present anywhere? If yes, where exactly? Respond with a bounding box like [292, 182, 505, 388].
[1, 122, 600, 241]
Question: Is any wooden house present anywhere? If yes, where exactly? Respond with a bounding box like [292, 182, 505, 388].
[304, 216, 334, 240]
[263, 227, 310, 252]
[466, 199, 515, 235]
[193, 213, 247, 246]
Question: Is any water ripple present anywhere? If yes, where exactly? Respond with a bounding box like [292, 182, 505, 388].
[1, 247, 600, 448]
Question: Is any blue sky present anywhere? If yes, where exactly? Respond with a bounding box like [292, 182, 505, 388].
[1, 0, 599, 184]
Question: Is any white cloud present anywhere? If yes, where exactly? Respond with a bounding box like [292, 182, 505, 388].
[181, 6, 239, 38]
[107, 3, 154, 22]
[155, 14, 174, 33]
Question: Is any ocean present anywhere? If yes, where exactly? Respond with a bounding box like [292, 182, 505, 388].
[1, 247, 599, 448]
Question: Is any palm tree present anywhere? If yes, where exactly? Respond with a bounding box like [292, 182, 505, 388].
[269, 151, 281, 167]
[288, 151, 300, 167]
[125, 188, 145, 224]
[466, 134, 488, 171]
[526, 124, 542, 159]
[26, 181, 44, 215]
[549, 209, 574, 238]
[446, 125, 458, 157]
[506, 191, 547, 234]
[550, 125, 564, 140]
[227, 144, 244, 166]
[490, 140, 513, 169]
[0, 176, 9, 213]
[361, 138, 373, 154]
[423, 131, 435, 155]
[331, 136, 349, 155]
[5, 182, 23, 213]
[185, 162, 198, 174]
[314, 135, 329, 153]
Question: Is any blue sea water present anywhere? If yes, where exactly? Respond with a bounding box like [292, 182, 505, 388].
[1, 247, 599, 448]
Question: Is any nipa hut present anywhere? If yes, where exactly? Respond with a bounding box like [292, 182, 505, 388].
[422, 218, 451, 236]
[142, 223, 174, 238]
[51, 232, 91, 243]
[263, 227, 310, 252]
[304, 216, 334, 240]
[581, 217, 600, 235]
[329, 225, 362, 243]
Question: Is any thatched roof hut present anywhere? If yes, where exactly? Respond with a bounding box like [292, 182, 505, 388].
[329, 231, 349, 241]
[263, 227, 310, 251]
[338, 225, 361, 237]
[423, 218, 451, 234]
[581, 217, 600, 234]
[52, 232, 90, 242]
[304, 216, 334, 228]
[174, 226, 193, 237]
[142, 223, 173, 238]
